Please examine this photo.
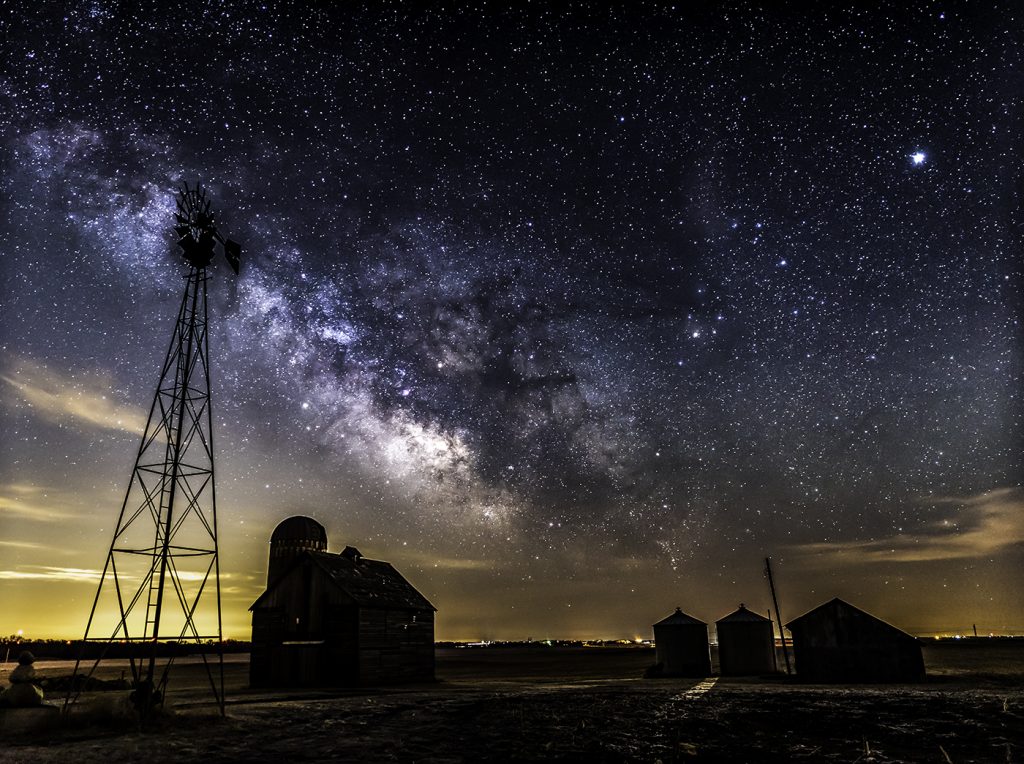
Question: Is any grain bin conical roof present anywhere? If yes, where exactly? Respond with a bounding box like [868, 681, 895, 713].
[716, 604, 771, 624]
[654, 607, 705, 626]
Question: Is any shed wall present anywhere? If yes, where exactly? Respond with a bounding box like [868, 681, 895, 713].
[788, 607, 924, 682]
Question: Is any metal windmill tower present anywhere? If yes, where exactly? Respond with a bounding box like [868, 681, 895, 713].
[66, 184, 241, 716]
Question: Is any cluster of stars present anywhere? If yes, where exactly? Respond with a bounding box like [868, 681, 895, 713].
[0, 2, 1020, 638]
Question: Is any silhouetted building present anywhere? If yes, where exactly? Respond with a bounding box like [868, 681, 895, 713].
[716, 604, 777, 676]
[249, 516, 436, 688]
[785, 598, 925, 683]
[652, 608, 711, 677]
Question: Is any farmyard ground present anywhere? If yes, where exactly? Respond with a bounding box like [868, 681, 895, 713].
[2, 644, 1022, 762]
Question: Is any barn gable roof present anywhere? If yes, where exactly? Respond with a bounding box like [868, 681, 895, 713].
[250, 551, 436, 612]
[785, 597, 914, 640]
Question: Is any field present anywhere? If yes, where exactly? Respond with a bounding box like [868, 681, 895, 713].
[1, 642, 1022, 762]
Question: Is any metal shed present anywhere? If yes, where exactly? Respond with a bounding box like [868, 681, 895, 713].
[250, 516, 436, 688]
[785, 598, 925, 683]
[652, 607, 711, 677]
[715, 604, 777, 676]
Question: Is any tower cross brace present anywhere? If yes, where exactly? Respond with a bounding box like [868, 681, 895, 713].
[66, 185, 240, 717]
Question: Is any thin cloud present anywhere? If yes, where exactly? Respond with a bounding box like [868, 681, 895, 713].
[793, 488, 1024, 565]
[388, 548, 495, 571]
[0, 566, 103, 582]
[0, 566, 250, 584]
[427, 557, 495, 571]
[0, 540, 51, 551]
[1, 357, 149, 436]
[0, 489, 75, 522]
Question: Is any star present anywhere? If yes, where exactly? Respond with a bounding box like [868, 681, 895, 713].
[0, 2, 1018, 643]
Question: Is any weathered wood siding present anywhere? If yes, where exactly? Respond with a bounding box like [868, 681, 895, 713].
[250, 560, 358, 687]
[357, 608, 435, 683]
[251, 558, 434, 687]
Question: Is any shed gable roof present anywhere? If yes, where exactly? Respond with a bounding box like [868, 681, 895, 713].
[785, 597, 913, 640]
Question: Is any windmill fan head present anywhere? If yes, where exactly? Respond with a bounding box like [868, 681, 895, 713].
[174, 183, 242, 274]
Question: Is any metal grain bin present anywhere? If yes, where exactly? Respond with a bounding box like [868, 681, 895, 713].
[653, 607, 711, 677]
[716, 604, 777, 676]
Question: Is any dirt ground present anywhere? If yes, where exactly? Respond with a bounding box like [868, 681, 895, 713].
[2, 644, 1022, 762]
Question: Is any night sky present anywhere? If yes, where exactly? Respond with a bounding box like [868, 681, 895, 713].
[2, 2, 1022, 641]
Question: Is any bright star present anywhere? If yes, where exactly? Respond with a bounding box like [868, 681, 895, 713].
[911, 152, 926, 165]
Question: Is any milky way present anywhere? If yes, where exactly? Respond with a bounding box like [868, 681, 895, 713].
[1, 2, 1022, 638]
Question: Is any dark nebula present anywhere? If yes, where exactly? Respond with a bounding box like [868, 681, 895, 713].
[1, 2, 1021, 639]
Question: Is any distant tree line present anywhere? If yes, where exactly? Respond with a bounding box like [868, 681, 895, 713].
[1, 638, 253, 661]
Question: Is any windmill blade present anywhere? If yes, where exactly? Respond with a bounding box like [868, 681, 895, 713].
[173, 183, 241, 273]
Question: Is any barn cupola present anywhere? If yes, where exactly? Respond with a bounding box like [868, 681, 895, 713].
[268, 515, 328, 584]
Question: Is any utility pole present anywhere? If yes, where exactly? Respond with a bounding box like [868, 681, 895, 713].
[765, 556, 791, 674]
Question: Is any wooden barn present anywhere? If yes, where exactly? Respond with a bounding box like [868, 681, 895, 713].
[785, 598, 925, 683]
[249, 516, 436, 688]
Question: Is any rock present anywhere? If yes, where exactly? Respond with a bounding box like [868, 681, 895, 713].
[8, 664, 37, 685]
[2, 650, 45, 708]
[2, 683, 44, 707]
